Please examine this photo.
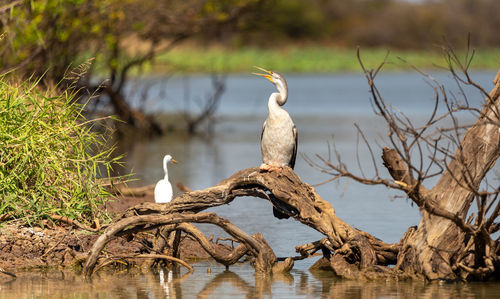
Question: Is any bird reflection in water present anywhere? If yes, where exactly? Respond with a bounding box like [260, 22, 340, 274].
[159, 268, 173, 297]
[151, 267, 187, 298]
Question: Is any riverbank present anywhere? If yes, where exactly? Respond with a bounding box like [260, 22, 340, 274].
[0, 189, 224, 275]
[148, 46, 500, 74]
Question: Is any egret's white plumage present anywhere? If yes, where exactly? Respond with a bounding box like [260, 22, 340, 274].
[254, 67, 297, 171]
[154, 154, 178, 203]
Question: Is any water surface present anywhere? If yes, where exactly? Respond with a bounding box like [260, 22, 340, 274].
[4, 71, 500, 298]
[4, 262, 500, 298]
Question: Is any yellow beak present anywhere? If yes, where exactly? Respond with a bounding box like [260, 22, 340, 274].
[252, 66, 274, 83]
[171, 159, 179, 164]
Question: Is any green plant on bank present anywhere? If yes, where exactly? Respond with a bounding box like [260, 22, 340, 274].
[0, 76, 121, 226]
[152, 46, 500, 73]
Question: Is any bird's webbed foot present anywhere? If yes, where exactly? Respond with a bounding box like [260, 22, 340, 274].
[259, 164, 283, 173]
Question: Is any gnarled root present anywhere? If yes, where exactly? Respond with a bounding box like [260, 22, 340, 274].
[83, 212, 280, 277]
[85, 167, 398, 279]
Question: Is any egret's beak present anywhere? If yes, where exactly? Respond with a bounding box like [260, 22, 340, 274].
[252, 66, 274, 83]
[172, 159, 179, 164]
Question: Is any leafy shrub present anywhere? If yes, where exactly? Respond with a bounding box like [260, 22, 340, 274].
[0, 77, 120, 226]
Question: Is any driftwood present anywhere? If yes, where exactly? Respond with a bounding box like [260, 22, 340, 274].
[83, 209, 292, 276]
[84, 167, 398, 279]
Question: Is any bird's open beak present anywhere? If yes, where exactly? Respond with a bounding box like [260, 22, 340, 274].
[172, 159, 178, 164]
[252, 66, 274, 83]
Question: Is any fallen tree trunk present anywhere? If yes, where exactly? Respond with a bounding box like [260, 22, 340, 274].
[84, 167, 398, 279]
[85, 160, 499, 280]
[124, 167, 395, 265]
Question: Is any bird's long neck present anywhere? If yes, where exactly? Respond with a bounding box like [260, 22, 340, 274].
[163, 158, 169, 180]
[268, 93, 284, 115]
[276, 84, 287, 106]
[267, 92, 286, 113]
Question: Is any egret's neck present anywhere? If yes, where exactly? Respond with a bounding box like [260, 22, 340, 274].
[163, 158, 169, 180]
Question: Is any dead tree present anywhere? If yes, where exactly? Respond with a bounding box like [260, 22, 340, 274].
[75, 1, 260, 136]
[183, 74, 226, 134]
[78, 37, 187, 136]
[305, 46, 500, 281]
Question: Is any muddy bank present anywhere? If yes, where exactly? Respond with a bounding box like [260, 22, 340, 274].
[0, 189, 225, 274]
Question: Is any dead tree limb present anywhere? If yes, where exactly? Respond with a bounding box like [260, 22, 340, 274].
[125, 254, 193, 272]
[83, 211, 288, 277]
[122, 167, 398, 277]
[84, 166, 398, 279]
[183, 74, 226, 134]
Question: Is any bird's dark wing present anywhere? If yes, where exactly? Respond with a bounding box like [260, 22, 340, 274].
[273, 207, 290, 219]
[261, 120, 266, 142]
[289, 125, 298, 169]
[270, 194, 298, 220]
[260, 120, 267, 159]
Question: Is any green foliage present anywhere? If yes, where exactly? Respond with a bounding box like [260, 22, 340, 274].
[2, 0, 500, 81]
[1, 0, 123, 80]
[154, 46, 500, 73]
[0, 77, 120, 226]
[1, 0, 261, 81]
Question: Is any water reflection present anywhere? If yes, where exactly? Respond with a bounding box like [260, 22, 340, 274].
[198, 270, 258, 298]
[159, 269, 175, 298]
[3, 264, 500, 298]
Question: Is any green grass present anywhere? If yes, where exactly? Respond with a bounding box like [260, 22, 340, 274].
[0, 77, 121, 226]
[152, 46, 500, 73]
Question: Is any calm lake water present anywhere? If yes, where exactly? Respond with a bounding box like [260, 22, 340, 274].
[4, 71, 500, 298]
[5, 262, 500, 298]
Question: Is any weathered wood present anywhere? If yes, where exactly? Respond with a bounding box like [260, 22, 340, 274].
[123, 167, 397, 276]
[83, 210, 297, 276]
[126, 168, 364, 246]
[379, 70, 500, 280]
[84, 213, 270, 275]
[84, 69, 500, 281]
[400, 70, 500, 280]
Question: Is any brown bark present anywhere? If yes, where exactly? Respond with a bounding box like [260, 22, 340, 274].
[85, 157, 499, 280]
[83, 211, 291, 276]
[120, 167, 398, 278]
[381, 70, 500, 280]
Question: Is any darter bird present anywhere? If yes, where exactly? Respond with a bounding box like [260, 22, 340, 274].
[154, 154, 178, 203]
[253, 67, 298, 219]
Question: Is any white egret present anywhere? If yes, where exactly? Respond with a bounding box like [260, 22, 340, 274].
[154, 154, 178, 203]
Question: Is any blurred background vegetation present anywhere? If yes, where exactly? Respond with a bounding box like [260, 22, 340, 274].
[2, 0, 500, 79]
[1, 0, 499, 139]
